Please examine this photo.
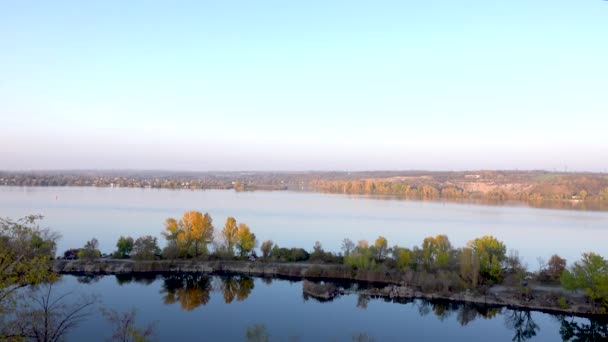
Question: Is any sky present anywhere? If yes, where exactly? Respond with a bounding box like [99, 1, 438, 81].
[1, 0, 607, 172]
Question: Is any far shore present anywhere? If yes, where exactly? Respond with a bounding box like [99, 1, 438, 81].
[53, 259, 604, 317]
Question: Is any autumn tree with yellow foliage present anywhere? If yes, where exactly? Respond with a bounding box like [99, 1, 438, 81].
[235, 223, 257, 257]
[162, 211, 214, 258]
[220, 217, 239, 256]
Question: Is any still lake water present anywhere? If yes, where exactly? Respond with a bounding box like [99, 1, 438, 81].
[44, 274, 604, 341]
[2, 186, 608, 341]
[0, 186, 606, 264]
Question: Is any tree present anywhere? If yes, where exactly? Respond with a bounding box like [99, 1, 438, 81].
[235, 224, 256, 257]
[561, 252, 608, 312]
[131, 236, 160, 261]
[78, 238, 101, 260]
[421, 235, 452, 268]
[546, 254, 566, 281]
[7, 283, 97, 342]
[0, 215, 59, 320]
[374, 236, 388, 260]
[162, 211, 214, 258]
[459, 248, 480, 288]
[344, 241, 375, 270]
[341, 238, 355, 257]
[113, 236, 134, 259]
[468, 236, 506, 282]
[221, 217, 239, 255]
[260, 240, 273, 259]
[396, 247, 413, 270]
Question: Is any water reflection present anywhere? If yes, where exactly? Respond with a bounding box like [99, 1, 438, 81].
[88, 274, 608, 340]
[557, 315, 608, 341]
[505, 310, 540, 342]
[116, 273, 159, 286]
[217, 275, 255, 304]
[160, 274, 213, 311]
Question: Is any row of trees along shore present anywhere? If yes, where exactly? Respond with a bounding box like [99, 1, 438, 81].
[58, 210, 608, 313]
[3, 212, 607, 340]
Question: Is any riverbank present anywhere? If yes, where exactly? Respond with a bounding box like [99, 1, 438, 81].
[52, 259, 604, 316]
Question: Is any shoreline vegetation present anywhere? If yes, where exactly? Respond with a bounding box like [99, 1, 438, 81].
[57, 210, 608, 316]
[2, 170, 608, 211]
[2, 210, 607, 340]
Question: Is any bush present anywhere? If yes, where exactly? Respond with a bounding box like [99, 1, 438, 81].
[270, 246, 309, 262]
[63, 248, 82, 260]
[78, 238, 101, 260]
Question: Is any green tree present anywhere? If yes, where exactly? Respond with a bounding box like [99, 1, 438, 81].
[0, 215, 58, 311]
[561, 252, 608, 312]
[468, 235, 506, 282]
[131, 236, 161, 260]
[421, 235, 452, 268]
[344, 240, 375, 270]
[113, 236, 134, 259]
[396, 247, 413, 270]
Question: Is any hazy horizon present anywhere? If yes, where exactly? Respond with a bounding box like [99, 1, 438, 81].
[2, 1, 607, 171]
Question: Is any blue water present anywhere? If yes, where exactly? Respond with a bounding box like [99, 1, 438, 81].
[44, 274, 602, 341]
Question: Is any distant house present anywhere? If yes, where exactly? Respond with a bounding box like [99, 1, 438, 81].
[465, 174, 481, 179]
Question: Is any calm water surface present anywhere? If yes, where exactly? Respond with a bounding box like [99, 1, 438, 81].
[1, 186, 606, 264]
[45, 274, 603, 341]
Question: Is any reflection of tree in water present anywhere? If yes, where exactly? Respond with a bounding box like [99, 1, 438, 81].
[556, 315, 608, 341]
[456, 303, 502, 326]
[219, 275, 254, 303]
[245, 324, 270, 342]
[351, 332, 375, 341]
[504, 310, 539, 342]
[160, 274, 212, 311]
[76, 274, 103, 284]
[357, 294, 370, 310]
[115, 273, 158, 286]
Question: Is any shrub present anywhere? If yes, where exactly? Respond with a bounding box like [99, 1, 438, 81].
[78, 238, 101, 260]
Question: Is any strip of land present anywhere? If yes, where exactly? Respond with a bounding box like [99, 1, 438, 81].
[52, 259, 600, 317]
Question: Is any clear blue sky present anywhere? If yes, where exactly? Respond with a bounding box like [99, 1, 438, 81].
[1, 0, 607, 171]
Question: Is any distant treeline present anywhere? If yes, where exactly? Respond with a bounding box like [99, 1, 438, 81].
[2, 170, 608, 208]
[311, 171, 608, 204]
